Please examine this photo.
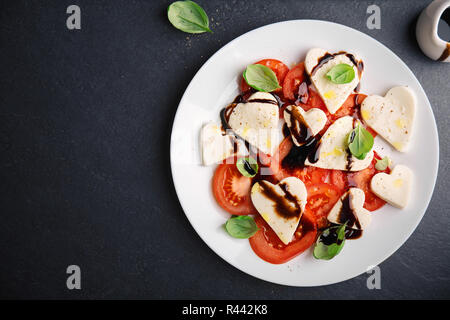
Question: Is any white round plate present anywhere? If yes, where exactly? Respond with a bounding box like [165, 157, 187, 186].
[170, 20, 439, 286]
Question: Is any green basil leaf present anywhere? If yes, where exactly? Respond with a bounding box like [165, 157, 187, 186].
[348, 124, 374, 160]
[167, 1, 212, 34]
[236, 157, 258, 178]
[326, 64, 355, 84]
[225, 216, 258, 239]
[375, 156, 391, 171]
[313, 224, 346, 260]
[243, 64, 281, 92]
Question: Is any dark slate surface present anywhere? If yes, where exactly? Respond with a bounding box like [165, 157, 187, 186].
[0, 0, 448, 299]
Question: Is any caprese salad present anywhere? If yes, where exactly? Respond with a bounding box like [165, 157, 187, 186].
[201, 48, 415, 263]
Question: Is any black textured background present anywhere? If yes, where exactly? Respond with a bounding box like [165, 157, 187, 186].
[0, 0, 449, 299]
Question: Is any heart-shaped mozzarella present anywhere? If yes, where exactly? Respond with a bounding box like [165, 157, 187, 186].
[228, 92, 279, 155]
[305, 48, 362, 114]
[283, 105, 327, 146]
[328, 188, 372, 230]
[304, 116, 373, 171]
[361, 86, 416, 152]
[371, 165, 413, 208]
[200, 122, 247, 165]
[251, 177, 307, 245]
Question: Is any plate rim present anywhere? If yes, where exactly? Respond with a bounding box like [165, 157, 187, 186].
[170, 19, 440, 287]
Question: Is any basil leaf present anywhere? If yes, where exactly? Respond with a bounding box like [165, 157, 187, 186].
[243, 64, 281, 92]
[225, 216, 258, 239]
[236, 157, 258, 178]
[167, 1, 212, 34]
[375, 156, 391, 171]
[326, 64, 355, 84]
[313, 224, 346, 260]
[348, 124, 374, 160]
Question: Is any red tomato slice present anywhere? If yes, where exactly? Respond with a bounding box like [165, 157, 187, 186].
[290, 167, 330, 187]
[330, 170, 348, 194]
[265, 137, 331, 186]
[282, 63, 305, 100]
[332, 94, 364, 119]
[346, 152, 389, 212]
[212, 163, 256, 215]
[261, 137, 293, 181]
[306, 183, 341, 229]
[364, 125, 378, 138]
[300, 89, 333, 130]
[332, 94, 377, 138]
[305, 88, 327, 110]
[240, 59, 289, 93]
[249, 211, 317, 264]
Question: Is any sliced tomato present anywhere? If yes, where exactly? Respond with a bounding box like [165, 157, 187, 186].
[240, 78, 252, 94]
[282, 63, 305, 100]
[240, 59, 289, 93]
[249, 210, 317, 264]
[265, 137, 331, 186]
[258, 59, 289, 84]
[331, 93, 378, 138]
[290, 167, 330, 187]
[364, 125, 378, 138]
[262, 137, 293, 181]
[305, 88, 327, 110]
[330, 170, 348, 193]
[300, 89, 333, 130]
[346, 152, 389, 212]
[332, 94, 363, 119]
[212, 163, 256, 215]
[306, 183, 341, 229]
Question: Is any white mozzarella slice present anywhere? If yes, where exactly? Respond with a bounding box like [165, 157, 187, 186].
[328, 188, 372, 230]
[305, 48, 362, 114]
[251, 177, 307, 245]
[228, 92, 279, 155]
[361, 86, 416, 152]
[200, 122, 247, 166]
[283, 105, 327, 146]
[304, 116, 373, 171]
[370, 165, 413, 208]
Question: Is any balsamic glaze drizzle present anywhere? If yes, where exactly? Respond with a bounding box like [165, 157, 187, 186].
[334, 192, 363, 239]
[282, 136, 321, 169]
[319, 225, 345, 246]
[242, 159, 256, 176]
[218, 54, 371, 238]
[247, 98, 278, 105]
[311, 51, 364, 93]
[221, 91, 282, 130]
[337, 193, 361, 229]
[320, 191, 363, 242]
[310, 53, 335, 75]
[258, 181, 302, 219]
[323, 223, 363, 242]
[311, 52, 364, 77]
[284, 107, 314, 146]
[220, 91, 283, 157]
